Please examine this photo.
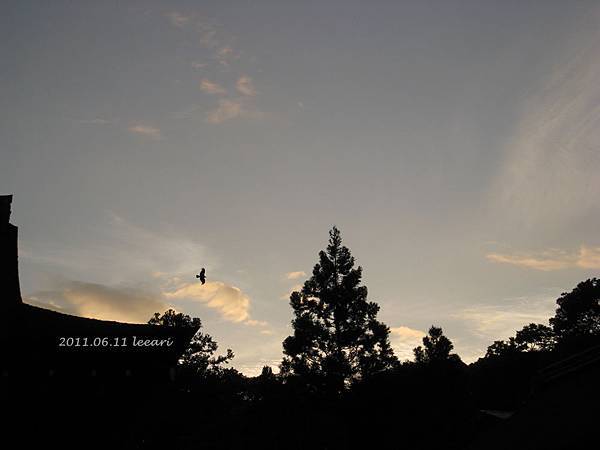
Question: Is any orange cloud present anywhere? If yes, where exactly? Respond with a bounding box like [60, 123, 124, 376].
[486, 246, 600, 271]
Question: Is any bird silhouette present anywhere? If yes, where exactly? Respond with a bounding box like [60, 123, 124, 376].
[196, 268, 206, 285]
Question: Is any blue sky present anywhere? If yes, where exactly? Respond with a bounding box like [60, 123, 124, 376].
[2, 1, 600, 374]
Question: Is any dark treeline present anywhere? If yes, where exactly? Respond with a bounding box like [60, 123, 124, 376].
[6, 227, 600, 449]
[131, 227, 600, 449]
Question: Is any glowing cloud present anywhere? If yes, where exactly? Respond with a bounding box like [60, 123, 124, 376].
[26, 281, 167, 324]
[164, 280, 251, 323]
[390, 326, 426, 361]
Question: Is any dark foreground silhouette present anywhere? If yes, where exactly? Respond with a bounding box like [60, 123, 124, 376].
[2, 195, 599, 449]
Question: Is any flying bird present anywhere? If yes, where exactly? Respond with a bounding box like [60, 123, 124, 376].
[196, 268, 206, 285]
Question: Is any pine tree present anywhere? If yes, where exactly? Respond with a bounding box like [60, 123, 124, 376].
[281, 226, 397, 393]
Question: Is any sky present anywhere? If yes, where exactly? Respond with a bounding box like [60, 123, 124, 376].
[2, 1, 600, 375]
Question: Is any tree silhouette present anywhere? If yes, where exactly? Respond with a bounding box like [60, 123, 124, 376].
[281, 226, 397, 393]
[486, 323, 556, 357]
[149, 309, 234, 375]
[485, 337, 520, 358]
[550, 278, 600, 340]
[413, 326, 461, 364]
[515, 323, 556, 351]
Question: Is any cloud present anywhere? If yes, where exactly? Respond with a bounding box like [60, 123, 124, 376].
[490, 24, 600, 229]
[453, 297, 555, 342]
[166, 11, 190, 28]
[206, 99, 242, 124]
[21, 212, 212, 292]
[26, 281, 167, 324]
[77, 118, 111, 125]
[390, 326, 426, 340]
[260, 329, 274, 335]
[164, 281, 251, 323]
[236, 76, 257, 97]
[486, 246, 600, 271]
[27, 277, 256, 328]
[128, 124, 161, 139]
[200, 79, 227, 95]
[285, 271, 306, 280]
[486, 251, 574, 271]
[22, 214, 269, 336]
[245, 319, 268, 327]
[577, 246, 600, 268]
[206, 98, 263, 124]
[216, 46, 237, 66]
[200, 29, 219, 48]
[390, 326, 426, 361]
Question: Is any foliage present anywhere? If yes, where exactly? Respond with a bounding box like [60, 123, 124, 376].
[515, 323, 556, 351]
[550, 278, 600, 340]
[413, 326, 461, 364]
[486, 323, 556, 358]
[149, 308, 234, 376]
[485, 278, 600, 358]
[281, 226, 397, 393]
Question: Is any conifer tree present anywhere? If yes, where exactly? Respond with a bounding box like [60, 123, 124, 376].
[281, 226, 397, 392]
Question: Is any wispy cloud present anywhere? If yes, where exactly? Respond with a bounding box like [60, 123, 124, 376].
[453, 296, 556, 342]
[236, 76, 256, 97]
[245, 319, 268, 327]
[164, 10, 266, 124]
[206, 98, 263, 124]
[490, 25, 600, 229]
[77, 118, 111, 125]
[260, 329, 275, 336]
[578, 246, 600, 268]
[486, 251, 574, 271]
[128, 124, 161, 139]
[166, 11, 190, 28]
[486, 246, 600, 271]
[285, 271, 306, 280]
[200, 79, 227, 95]
[206, 99, 242, 124]
[216, 46, 237, 66]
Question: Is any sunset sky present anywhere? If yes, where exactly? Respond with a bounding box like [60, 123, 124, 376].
[2, 1, 600, 375]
